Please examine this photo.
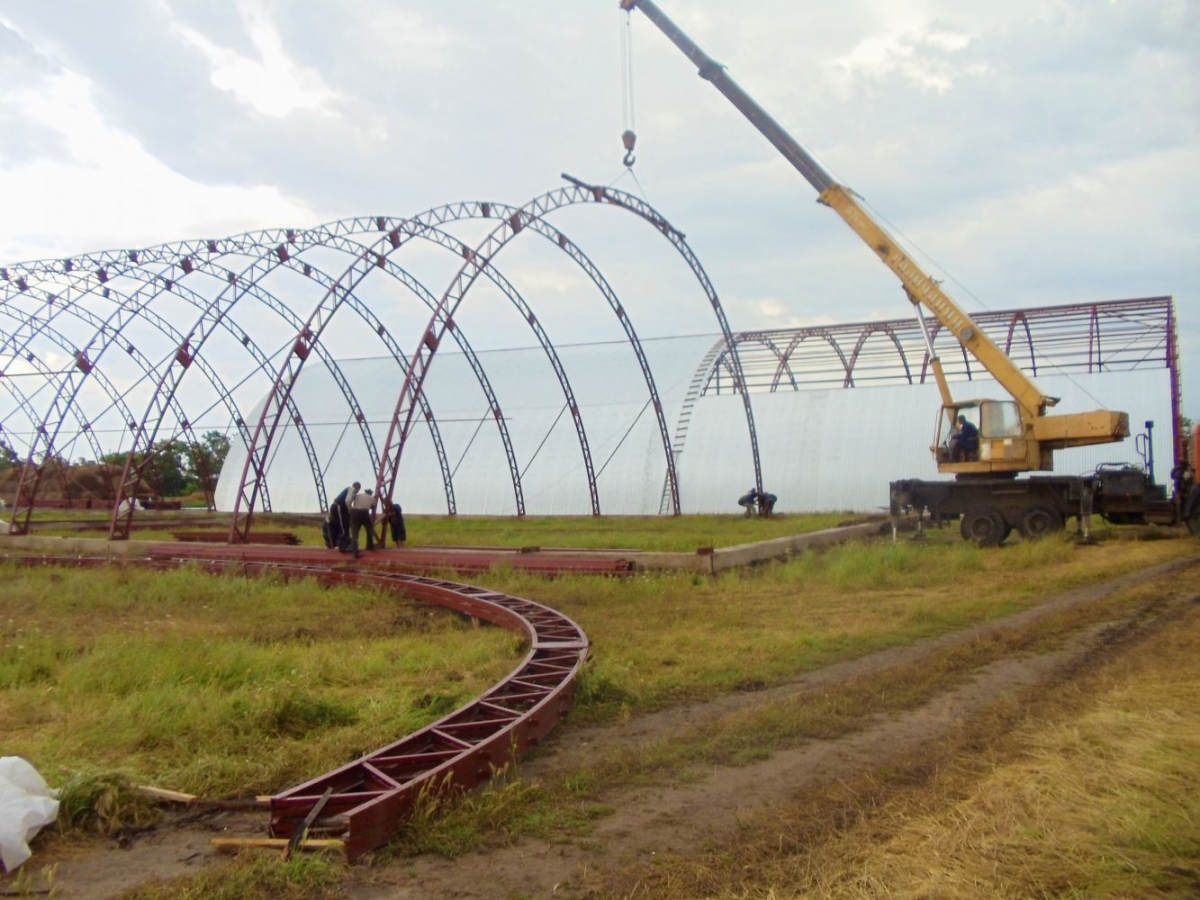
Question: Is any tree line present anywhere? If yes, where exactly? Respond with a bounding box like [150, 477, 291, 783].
[0, 430, 231, 499]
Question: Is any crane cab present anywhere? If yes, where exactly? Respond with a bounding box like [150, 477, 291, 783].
[933, 399, 1034, 475]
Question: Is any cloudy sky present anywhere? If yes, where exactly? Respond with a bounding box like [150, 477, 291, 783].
[1, 0, 1197, 419]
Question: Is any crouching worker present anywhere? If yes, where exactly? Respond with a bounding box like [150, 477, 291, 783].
[757, 491, 777, 517]
[738, 488, 759, 517]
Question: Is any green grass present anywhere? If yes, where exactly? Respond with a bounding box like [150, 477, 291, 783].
[23, 511, 868, 552]
[120, 852, 345, 900]
[468, 531, 1190, 720]
[0, 563, 519, 799]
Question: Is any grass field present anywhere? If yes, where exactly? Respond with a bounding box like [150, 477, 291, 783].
[1, 519, 1196, 898]
[21, 510, 867, 552]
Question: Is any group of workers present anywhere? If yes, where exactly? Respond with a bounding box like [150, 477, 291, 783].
[737, 487, 778, 517]
[322, 481, 406, 557]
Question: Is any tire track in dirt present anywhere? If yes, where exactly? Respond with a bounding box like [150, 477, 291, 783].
[349, 555, 1199, 900]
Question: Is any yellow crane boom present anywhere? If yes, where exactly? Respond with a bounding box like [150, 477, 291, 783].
[619, 0, 1128, 474]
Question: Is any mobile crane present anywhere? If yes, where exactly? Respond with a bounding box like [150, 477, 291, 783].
[618, 0, 1200, 542]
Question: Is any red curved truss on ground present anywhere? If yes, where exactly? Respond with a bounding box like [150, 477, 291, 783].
[7, 551, 590, 861]
[269, 565, 589, 859]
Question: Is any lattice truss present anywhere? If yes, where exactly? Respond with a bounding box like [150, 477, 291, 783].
[703, 297, 1178, 395]
[0, 180, 764, 542]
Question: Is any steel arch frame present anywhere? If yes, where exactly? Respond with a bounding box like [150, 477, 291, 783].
[704, 333, 800, 394]
[0, 267, 295, 525]
[3, 184, 766, 534]
[0, 335, 114, 501]
[770, 329, 853, 392]
[228, 184, 744, 540]
[0, 296, 221, 510]
[0, 301, 212, 523]
[289, 201, 688, 521]
[362, 179, 762, 546]
[100, 207, 606, 535]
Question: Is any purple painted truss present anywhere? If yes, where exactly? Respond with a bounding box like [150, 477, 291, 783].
[1, 181, 763, 540]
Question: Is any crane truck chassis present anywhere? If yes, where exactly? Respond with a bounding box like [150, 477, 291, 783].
[891, 421, 1200, 544]
[890, 464, 1200, 547]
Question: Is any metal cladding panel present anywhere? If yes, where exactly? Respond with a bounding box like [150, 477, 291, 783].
[216, 339, 1174, 516]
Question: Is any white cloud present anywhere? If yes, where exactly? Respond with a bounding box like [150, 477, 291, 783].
[0, 66, 322, 260]
[833, 25, 985, 93]
[164, 1, 342, 119]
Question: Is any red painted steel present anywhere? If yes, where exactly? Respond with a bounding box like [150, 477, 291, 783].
[268, 568, 588, 859]
[3, 548, 591, 861]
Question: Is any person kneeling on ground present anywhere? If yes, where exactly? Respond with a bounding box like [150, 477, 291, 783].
[757, 491, 777, 516]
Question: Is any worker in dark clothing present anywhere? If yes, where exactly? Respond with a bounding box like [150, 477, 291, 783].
[349, 488, 378, 557]
[738, 488, 759, 517]
[387, 502, 407, 544]
[333, 481, 360, 518]
[950, 415, 980, 462]
[325, 481, 359, 551]
[757, 491, 777, 516]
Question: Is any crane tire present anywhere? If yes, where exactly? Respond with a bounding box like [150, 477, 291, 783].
[960, 506, 1008, 546]
[1019, 505, 1064, 539]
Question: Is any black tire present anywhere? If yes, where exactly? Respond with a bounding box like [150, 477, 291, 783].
[960, 506, 1008, 546]
[1019, 505, 1064, 539]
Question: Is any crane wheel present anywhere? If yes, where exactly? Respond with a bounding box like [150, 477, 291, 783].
[960, 506, 1008, 546]
[1019, 505, 1064, 539]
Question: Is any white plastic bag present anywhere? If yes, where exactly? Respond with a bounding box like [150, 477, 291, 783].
[0, 757, 59, 872]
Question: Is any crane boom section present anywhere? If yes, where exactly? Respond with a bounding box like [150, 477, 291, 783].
[619, 0, 1050, 418]
[819, 185, 1049, 417]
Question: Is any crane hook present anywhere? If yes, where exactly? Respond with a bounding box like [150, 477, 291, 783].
[622, 129, 637, 168]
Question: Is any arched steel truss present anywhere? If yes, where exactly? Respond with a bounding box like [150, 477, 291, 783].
[228, 179, 762, 543]
[701, 297, 1177, 398]
[0, 291, 224, 514]
[2, 181, 765, 540]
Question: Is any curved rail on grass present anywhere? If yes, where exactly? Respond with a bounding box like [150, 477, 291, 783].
[268, 565, 589, 859]
[5, 553, 589, 862]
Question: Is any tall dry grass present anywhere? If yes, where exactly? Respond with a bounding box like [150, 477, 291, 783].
[612, 586, 1200, 900]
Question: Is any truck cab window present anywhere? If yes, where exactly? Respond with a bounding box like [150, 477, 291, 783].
[981, 400, 1022, 438]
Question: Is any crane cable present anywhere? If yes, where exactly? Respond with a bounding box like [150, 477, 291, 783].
[620, 9, 637, 167]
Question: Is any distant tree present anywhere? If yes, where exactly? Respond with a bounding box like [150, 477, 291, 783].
[189, 430, 231, 492]
[150, 439, 191, 498]
[0, 438, 18, 474]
